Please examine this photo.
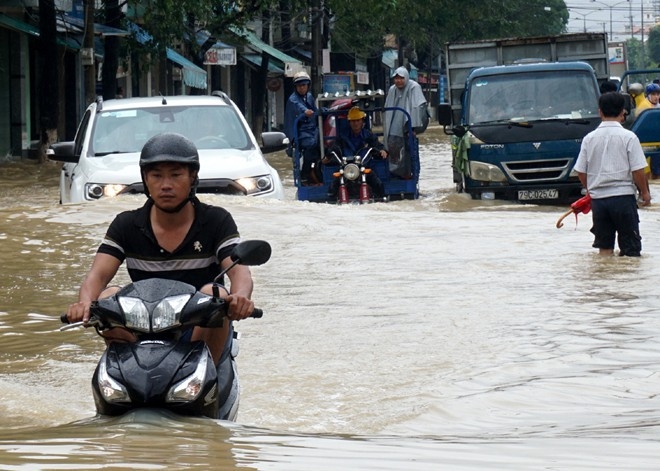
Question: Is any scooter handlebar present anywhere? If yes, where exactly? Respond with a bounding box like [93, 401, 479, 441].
[61, 308, 263, 325]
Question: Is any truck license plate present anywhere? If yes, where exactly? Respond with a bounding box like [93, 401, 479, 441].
[518, 189, 559, 200]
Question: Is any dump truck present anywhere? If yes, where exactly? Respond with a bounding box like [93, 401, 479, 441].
[438, 33, 609, 203]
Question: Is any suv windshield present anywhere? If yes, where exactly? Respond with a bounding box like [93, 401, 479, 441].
[90, 105, 253, 156]
[467, 70, 600, 124]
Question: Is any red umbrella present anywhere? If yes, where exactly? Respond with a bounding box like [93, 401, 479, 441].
[556, 194, 592, 229]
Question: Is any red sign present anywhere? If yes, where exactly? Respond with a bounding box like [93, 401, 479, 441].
[204, 47, 236, 66]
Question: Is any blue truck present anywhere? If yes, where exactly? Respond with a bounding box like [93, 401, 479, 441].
[438, 33, 610, 203]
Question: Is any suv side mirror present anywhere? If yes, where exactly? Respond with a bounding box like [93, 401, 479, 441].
[261, 132, 289, 154]
[48, 141, 79, 163]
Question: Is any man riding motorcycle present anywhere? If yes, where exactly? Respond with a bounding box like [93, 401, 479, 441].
[65, 132, 255, 366]
[328, 106, 387, 200]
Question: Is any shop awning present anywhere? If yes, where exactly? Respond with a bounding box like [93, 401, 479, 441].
[292, 46, 312, 62]
[60, 14, 129, 37]
[128, 22, 207, 90]
[229, 26, 302, 76]
[0, 13, 81, 49]
[241, 53, 284, 73]
[166, 48, 207, 89]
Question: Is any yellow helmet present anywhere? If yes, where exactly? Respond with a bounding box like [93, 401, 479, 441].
[347, 106, 366, 121]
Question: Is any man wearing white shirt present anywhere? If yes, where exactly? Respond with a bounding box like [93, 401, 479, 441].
[574, 92, 651, 257]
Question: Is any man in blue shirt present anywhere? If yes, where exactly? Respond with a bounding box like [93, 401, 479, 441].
[284, 71, 322, 184]
[329, 106, 387, 199]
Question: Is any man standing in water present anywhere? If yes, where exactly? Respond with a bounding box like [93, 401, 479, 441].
[383, 66, 428, 178]
[574, 92, 651, 257]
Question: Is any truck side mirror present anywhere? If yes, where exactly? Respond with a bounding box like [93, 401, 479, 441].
[437, 103, 452, 126]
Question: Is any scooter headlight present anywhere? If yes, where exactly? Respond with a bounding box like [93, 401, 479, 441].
[118, 296, 150, 332]
[97, 357, 130, 403]
[166, 354, 208, 403]
[152, 294, 189, 332]
[118, 294, 189, 332]
[343, 163, 361, 181]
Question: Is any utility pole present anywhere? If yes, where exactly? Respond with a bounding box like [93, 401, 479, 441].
[83, 0, 96, 106]
[311, 0, 322, 95]
[641, 0, 645, 67]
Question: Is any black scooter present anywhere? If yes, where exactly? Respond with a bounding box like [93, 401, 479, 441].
[61, 240, 271, 420]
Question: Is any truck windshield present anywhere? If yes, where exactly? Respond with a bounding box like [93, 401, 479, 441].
[467, 70, 599, 124]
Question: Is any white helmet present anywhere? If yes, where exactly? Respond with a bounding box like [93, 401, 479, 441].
[628, 82, 644, 96]
[293, 71, 311, 85]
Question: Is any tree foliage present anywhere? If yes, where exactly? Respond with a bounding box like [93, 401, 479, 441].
[647, 26, 660, 67]
[326, 0, 568, 65]
[626, 38, 651, 70]
[114, 0, 569, 72]
[122, 0, 279, 65]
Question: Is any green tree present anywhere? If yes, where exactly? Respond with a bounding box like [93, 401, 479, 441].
[647, 26, 660, 67]
[626, 38, 648, 70]
[111, 0, 279, 95]
[327, 0, 569, 69]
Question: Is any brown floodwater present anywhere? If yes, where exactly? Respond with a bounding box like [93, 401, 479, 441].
[1, 129, 660, 469]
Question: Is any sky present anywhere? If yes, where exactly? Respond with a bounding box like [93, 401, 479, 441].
[564, 0, 655, 41]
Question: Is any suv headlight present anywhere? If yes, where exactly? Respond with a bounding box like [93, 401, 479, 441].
[85, 183, 127, 200]
[236, 175, 274, 195]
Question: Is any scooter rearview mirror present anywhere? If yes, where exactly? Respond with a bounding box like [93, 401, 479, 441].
[213, 240, 271, 284]
[231, 240, 272, 266]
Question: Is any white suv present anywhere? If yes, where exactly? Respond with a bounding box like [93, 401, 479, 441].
[48, 92, 287, 203]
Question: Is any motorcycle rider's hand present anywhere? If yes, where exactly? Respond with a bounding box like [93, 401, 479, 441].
[66, 300, 92, 324]
[225, 294, 254, 321]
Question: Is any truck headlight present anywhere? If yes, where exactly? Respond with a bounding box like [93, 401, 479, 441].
[469, 161, 507, 182]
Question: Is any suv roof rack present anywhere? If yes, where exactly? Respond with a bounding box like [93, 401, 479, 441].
[211, 90, 231, 105]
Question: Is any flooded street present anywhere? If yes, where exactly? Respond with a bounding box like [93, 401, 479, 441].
[1, 128, 660, 469]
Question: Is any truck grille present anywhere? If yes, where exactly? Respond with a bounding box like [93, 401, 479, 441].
[502, 158, 574, 183]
